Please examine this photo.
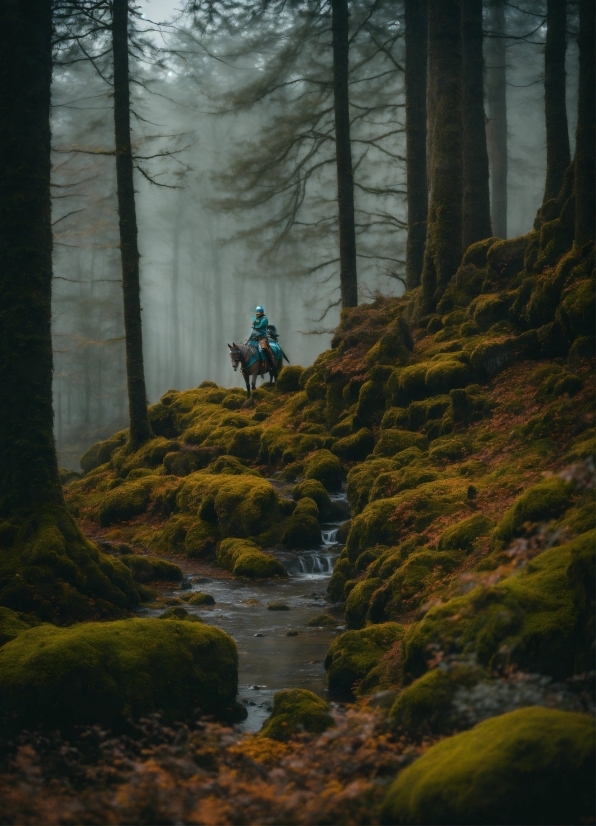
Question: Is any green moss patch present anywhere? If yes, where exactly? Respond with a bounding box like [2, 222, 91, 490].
[382, 707, 595, 825]
[0, 618, 239, 732]
[373, 429, 428, 459]
[282, 497, 322, 550]
[325, 623, 404, 697]
[216, 538, 287, 579]
[303, 449, 343, 492]
[260, 688, 334, 741]
[437, 513, 493, 552]
[186, 592, 215, 606]
[495, 477, 574, 543]
[120, 554, 183, 583]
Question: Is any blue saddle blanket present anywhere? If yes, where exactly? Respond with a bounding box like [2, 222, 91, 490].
[245, 341, 282, 370]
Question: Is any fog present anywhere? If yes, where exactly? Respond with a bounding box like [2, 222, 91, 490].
[51, 0, 579, 468]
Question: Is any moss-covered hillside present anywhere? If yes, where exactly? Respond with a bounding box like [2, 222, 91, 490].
[58, 232, 594, 721]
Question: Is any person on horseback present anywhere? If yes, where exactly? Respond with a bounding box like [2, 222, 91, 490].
[247, 306, 276, 372]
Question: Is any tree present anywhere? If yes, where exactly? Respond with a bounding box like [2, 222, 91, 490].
[331, 0, 358, 307]
[485, 0, 507, 239]
[404, 0, 428, 290]
[543, 0, 570, 203]
[112, 0, 154, 449]
[419, 0, 463, 314]
[574, 0, 594, 247]
[461, 0, 492, 247]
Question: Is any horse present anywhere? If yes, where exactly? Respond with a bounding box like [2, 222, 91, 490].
[228, 342, 282, 397]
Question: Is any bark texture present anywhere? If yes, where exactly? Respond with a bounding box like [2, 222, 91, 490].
[543, 0, 570, 203]
[485, 0, 507, 239]
[0, 0, 63, 515]
[404, 0, 428, 290]
[331, 0, 358, 308]
[420, 0, 464, 314]
[461, 0, 492, 248]
[112, 0, 153, 449]
[574, 0, 595, 247]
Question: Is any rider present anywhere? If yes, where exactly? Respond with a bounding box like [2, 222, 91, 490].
[248, 306, 275, 371]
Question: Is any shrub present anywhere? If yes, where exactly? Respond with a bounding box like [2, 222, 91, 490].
[325, 623, 405, 697]
[303, 449, 343, 492]
[0, 618, 239, 731]
[276, 365, 304, 393]
[437, 514, 492, 552]
[216, 538, 287, 579]
[373, 429, 428, 458]
[259, 689, 334, 741]
[120, 555, 183, 583]
[381, 707, 595, 826]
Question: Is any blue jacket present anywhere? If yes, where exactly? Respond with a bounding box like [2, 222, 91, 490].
[250, 314, 269, 339]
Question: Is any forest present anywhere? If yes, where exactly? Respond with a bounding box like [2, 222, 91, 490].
[0, 0, 594, 823]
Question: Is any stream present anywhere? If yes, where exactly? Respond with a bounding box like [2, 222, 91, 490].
[139, 494, 348, 732]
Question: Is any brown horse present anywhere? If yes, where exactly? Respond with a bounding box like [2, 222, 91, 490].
[228, 342, 281, 396]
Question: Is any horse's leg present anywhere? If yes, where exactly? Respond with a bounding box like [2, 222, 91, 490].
[251, 368, 257, 391]
[243, 370, 250, 397]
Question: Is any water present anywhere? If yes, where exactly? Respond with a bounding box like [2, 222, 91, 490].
[141, 504, 348, 732]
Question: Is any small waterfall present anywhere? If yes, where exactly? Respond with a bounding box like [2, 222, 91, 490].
[322, 527, 339, 546]
[290, 551, 337, 577]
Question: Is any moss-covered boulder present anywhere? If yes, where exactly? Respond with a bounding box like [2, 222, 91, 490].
[0, 618, 239, 731]
[120, 554, 183, 583]
[186, 592, 215, 606]
[216, 538, 287, 579]
[495, 477, 573, 544]
[259, 688, 334, 741]
[345, 577, 382, 629]
[437, 513, 492, 552]
[373, 429, 428, 459]
[404, 532, 594, 680]
[276, 365, 304, 393]
[307, 613, 339, 628]
[325, 623, 404, 697]
[282, 497, 322, 550]
[346, 458, 397, 515]
[99, 477, 154, 527]
[0, 607, 42, 647]
[332, 428, 375, 462]
[303, 449, 343, 492]
[292, 478, 338, 521]
[381, 707, 595, 825]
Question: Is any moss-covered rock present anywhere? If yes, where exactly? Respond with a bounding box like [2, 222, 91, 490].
[307, 614, 339, 628]
[425, 360, 472, 395]
[303, 449, 343, 492]
[282, 497, 322, 549]
[80, 430, 127, 475]
[0, 607, 42, 647]
[292, 479, 346, 522]
[437, 513, 492, 552]
[495, 477, 573, 544]
[259, 688, 334, 741]
[99, 478, 154, 527]
[346, 458, 397, 515]
[368, 467, 439, 504]
[345, 577, 382, 629]
[0, 618, 239, 731]
[332, 428, 375, 462]
[325, 623, 405, 697]
[183, 518, 218, 558]
[186, 592, 215, 606]
[404, 532, 594, 680]
[216, 538, 287, 579]
[120, 554, 183, 583]
[373, 429, 428, 459]
[381, 707, 595, 826]
[470, 338, 514, 380]
[228, 426, 263, 461]
[276, 365, 305, 393]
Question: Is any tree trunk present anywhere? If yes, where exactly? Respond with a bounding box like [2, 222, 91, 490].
[404, 0, 428, 290]
[485, 0, 507, 239]
[543, 0, 571, 203]
[331, 0, 358, 308]
[461, 0, 492, 248]
[574, 0, 595, 247]
[112, 0, 153, 450]
[171, 196, 182, 389]
[420, 0, 464, 314]
[0, 0, 63, 515]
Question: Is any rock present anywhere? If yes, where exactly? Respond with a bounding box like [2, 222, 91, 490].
[267, 602, 290, 611]
[259, 688, 334, 741]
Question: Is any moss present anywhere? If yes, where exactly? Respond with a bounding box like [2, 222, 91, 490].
[303, 449, 342, 492]
[119, 554, 183, 583]
[568, 334, 595, 361]
[282, 497, 322, 550]
[428, 435, 468, 463]
[148, 401, 180, 438]
[325, 623, 405, 697]
[404, 532, 594, 680]
[356, 380, 386, 425]
[0, 618, 239, 732]
[227, 426, 262, 461]
[391, 447, 427, 468]
[208, 455, 260, 476]
[99, 478, 154, 527]
[307, 614, 339, 628]
[0, 607, 42, 647]
[373, 429, 428, 459]
[470, 338, 514, 380]
[158, 605, 202, 621]
[345, 577, 382, 629]
[389, 665, 484, 737]
[347, 459, 397, 515]
[187, 592, 215, 606]
[304, 373, 326, 402]
[395, 363, 429, 404]
[80, 431, 127, 475]
[381, 407, 409, 430]
[327, 555, 354, 602]
[368, 467, 438, 504]
[437, 514, 493, 552]
[495, 477, 573, 544]
[275, 365, 304, 393]
[259, 689, 334, 741]
[291, 478, 345, 522]
[556, 277, 596, 340]
[216, 538, 287, 579]
[332, 428, 375, 462]
[381, 707, 595, 826]
[184, 519, 218, 558]
[469, 293, 510, 331]
[424, 360, 472, 395]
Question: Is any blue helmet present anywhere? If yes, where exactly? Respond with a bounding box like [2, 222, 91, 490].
[255, 305, 265, 314]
